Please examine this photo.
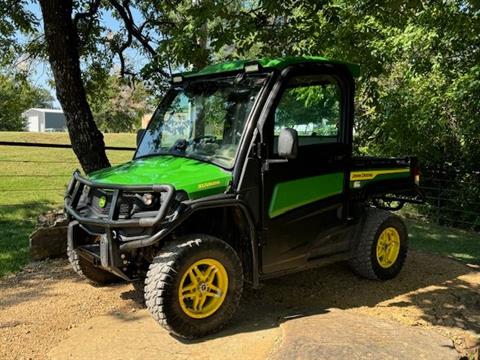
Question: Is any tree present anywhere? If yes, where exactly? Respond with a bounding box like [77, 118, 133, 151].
[34, 0, 177, 173]
[0, 74, 53, 131]
[38, 0, 110, 173]
[86, 74, 153, 133]
[217, 0, 479, 170]
[2, 0, 243, 172]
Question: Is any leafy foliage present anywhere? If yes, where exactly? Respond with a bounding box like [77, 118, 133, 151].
[204, 1, 479, 172]
[0, 0, 37, 67]
[85, 74, 153, 133]
[1, 0, 479, 171]
[118, 0, 479, 174]
[0, 74, 53, 131]
[275, 83, 340, 136]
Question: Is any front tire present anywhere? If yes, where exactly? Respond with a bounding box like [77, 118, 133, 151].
[144, 234, 243, 339]
[67, 241, 120, 285]
[349, 209, 408, 280]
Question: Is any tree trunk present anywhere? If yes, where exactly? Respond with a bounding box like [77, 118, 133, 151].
[39, 0, 110, 174]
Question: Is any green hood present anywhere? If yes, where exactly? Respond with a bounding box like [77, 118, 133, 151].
[89, 155, 232, 200]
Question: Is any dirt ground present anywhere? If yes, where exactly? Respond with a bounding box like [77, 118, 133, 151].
[1, 252, 479, 359]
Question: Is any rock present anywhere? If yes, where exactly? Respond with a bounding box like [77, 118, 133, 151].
[29, 209, 68, 261]
[270, 309, 459, 360]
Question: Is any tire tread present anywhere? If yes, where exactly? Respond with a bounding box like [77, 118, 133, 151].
[144, 234, 243, 338]
[349, 208, 405, 280]
[67, 242, 119, 285]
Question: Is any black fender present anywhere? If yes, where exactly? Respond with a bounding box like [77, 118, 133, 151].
[120, 194, 260, 288]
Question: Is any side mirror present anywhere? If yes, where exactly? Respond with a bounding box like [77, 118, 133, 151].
[136, 129, 146, 147]
[277, 128, 298, 159]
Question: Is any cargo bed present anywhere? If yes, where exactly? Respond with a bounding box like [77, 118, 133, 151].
[349, 156, 424, 208]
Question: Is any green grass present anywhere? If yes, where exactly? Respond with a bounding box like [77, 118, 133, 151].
[0, 131, 135, 276]
[407, 219, 480, 265]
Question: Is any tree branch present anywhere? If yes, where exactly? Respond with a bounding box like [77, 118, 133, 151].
[73, 0, 102, 51]
[108, 0, 169, 78]
[73, 0, 101, 26]
[117, 30, 133, 78]
[108, 0, 152, 56]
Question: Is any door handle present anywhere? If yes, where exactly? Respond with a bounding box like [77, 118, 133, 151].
[262, 158, 288, 172]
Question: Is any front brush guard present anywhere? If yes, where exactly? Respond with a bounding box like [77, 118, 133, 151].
[64, 170, 174, 228]
[65, 171, 177, 280]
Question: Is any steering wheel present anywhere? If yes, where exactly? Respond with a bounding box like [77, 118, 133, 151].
[191, 135, 217, 150]
[192, 135, 217, 143]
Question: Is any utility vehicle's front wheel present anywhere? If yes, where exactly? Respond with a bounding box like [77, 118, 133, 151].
[144, 234, 243, 339]
[67, 241, 120, 285]
[349, 209, 408, 280]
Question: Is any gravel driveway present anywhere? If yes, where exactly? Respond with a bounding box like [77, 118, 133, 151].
[1, 252, 479, 359]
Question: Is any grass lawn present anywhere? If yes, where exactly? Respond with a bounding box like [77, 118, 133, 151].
[406, 219, 480, 265]
[1, 131, 479, 276]
[0, 131, 135, 276]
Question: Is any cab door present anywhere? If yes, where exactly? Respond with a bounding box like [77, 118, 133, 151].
[260, 65, 352, 275]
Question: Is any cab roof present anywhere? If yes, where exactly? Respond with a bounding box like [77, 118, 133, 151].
[181, 56, 360, 79]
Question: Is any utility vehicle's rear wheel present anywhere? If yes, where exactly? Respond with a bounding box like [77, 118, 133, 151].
[144, 234, 243, 339]
[349, 209, 408, 280]
[67, 240, 120, 285]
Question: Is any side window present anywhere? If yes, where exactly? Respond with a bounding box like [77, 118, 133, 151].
[274, 75, 342, 149]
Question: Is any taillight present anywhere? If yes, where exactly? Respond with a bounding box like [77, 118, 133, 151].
[412, 166, 421, 185]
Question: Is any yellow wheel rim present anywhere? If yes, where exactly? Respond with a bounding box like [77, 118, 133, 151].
[178, 258, 228, 319]
[376, 227, 401, 269]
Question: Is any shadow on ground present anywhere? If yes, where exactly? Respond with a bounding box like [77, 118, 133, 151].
[121, 252, 480, 344]
[0, 259, 92, 309]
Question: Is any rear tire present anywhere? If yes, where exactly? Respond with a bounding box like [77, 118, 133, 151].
[349, 209, 408, 280]
[67, 242, 120, 285]
[144, 234, 243, 339]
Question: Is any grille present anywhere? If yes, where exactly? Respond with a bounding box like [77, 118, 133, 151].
[90, 189, 136, 216]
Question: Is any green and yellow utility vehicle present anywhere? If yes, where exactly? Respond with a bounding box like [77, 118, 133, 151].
[65, 56, 423, 338]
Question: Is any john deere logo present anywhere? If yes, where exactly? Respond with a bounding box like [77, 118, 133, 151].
[98, 196, 107, 208]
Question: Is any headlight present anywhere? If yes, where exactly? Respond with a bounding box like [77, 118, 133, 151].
[142, 193, 154, 206]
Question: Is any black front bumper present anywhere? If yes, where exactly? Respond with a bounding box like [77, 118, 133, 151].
[65, 171, 175, 279]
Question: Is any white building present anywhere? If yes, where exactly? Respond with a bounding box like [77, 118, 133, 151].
[22, 108, 66, 132]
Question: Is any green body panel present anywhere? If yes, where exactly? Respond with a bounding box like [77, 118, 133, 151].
[269, 173, 345, 218]
[88, 155, 232, 200]
[182, 56, 360, 79]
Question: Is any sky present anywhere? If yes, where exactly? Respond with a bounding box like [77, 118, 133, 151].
[20, 1, 149, 109]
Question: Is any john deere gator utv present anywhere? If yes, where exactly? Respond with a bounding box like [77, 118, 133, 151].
[64, 56, 423, 338]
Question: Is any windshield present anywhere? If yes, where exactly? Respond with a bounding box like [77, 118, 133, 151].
[136, 74, 267, 168]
